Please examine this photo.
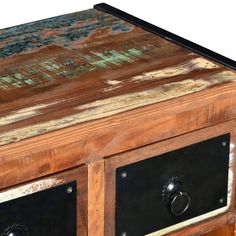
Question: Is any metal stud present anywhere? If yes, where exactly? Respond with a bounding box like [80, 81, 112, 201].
[66, 186, 73, 194]
[219, 197, 225, 204]
[222, 141, 227, 147]
[120, 171, 127, 179]
[121, 232, 127, 236]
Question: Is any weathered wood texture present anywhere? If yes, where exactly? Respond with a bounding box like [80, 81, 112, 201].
[104, 121, 236, 236]
[203, 223, 235, 236]
[0, 8, 235, 146]
[0, 165, 87, 235]
[1, 8, 236, 236]
[88, 160, 105, 236]
[0, 8, 236, 190]
[1, 77, 236, 190]
[170, 213, 235, 236]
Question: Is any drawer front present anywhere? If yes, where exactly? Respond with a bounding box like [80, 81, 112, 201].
[0, 166, 87, 236]
[104, 123, 235, 236]
[115, 134, 230, 236]
[0, 182, 76, 236]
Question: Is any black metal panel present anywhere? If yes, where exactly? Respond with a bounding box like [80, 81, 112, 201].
[0, 181, 77, 236]
[94, 3, 236, 71]
[115, 134, 230, 236]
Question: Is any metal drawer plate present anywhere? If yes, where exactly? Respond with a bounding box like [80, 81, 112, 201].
[0, 181, 77, 236]
[116, 134, 230, 236]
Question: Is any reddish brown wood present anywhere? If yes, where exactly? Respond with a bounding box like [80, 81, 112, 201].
[202, 223, 234, 236]
[1, 86, 236, 190]
[88, 160, 105, 236]
[169, 213, 234, 236]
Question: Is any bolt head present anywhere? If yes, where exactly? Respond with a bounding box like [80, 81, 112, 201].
[222, 141, 227, 147]
[219, 198, 225, 204]
[121, 232, 127, 236]
[121, 171, 127, 179]
[66, 186, 73, 194]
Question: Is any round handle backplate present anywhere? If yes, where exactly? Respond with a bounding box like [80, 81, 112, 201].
[162, 177, 191, 216]
[1, 224, 28, 236]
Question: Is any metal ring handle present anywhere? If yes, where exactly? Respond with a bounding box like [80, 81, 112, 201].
[170, 191, 191, 216]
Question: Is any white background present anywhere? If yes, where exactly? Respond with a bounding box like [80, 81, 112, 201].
[0, 0, 235, 61]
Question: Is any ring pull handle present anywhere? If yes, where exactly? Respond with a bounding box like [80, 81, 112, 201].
[169, 191, 191, 216]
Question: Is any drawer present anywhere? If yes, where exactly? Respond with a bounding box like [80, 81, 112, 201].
[104, 123, 235, 236]
[0, 166, 87, 236]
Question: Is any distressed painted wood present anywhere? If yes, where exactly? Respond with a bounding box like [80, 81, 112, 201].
[0, 7, 235, 187]
[0, 6, 236, 236]
[1, 87, 236, 189]
[0, 9, 236, 147]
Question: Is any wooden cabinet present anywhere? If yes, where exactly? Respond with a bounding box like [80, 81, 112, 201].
[0, 2, 236, 236]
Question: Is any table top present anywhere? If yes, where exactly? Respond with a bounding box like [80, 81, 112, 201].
[0, 7, 235, 146]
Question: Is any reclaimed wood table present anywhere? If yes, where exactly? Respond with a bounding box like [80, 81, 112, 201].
[0, 3, 235, 236]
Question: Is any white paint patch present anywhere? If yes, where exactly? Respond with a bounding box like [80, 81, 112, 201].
[0, 70, 235, 145]
[104, 80, 123, 92]
[106, 80, 122, 86]
[211, 71, 236, 83]
[104, 85, 122, 92]
[146, 207, 228, 236]
[146, 141, 235, 236]
[228, 142, 235, 206]
[131, 57, 219, 82]
[79, 79, 209, 111]
[0, 101, 60, 126]
[0, 178, 63, 203]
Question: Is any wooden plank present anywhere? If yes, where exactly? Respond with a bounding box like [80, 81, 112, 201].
[0, 60, 234, 146]
[170, 214, 234, 236]
[104, 121, 236, 236]
[1, 86, 236, 189]
[202, 224, 234, 236]
[88, 160, 105, 236]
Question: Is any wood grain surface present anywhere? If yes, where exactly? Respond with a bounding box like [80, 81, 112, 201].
[0, 7, 235, 190]
[171, 213, 235, 236]
[1, 7, 236, 236]
[88, 160, 105, 236]
[203, 223, 235, 236]
[0, 81, 236, 189]
[0, 8, 235, 147]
